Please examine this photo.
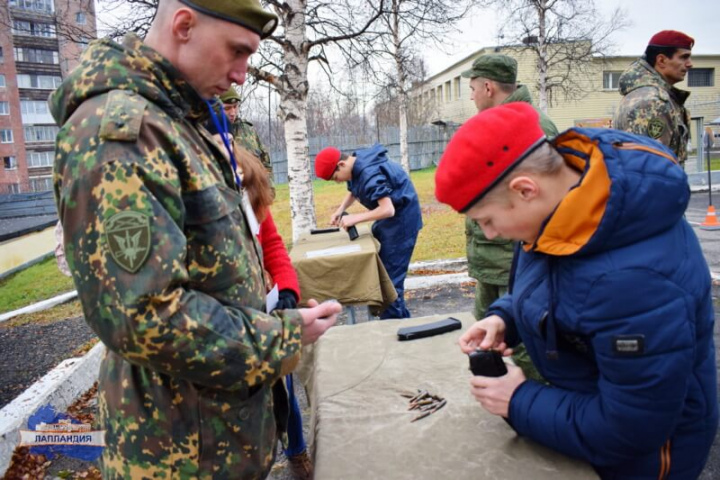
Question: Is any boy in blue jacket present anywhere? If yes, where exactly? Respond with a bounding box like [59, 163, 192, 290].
[435, 102, 718, 479]
[315, 145, 423, 319]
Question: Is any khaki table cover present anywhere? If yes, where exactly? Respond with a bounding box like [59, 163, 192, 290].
[290, 225, 397, 310]
[308, 312, 598, 480]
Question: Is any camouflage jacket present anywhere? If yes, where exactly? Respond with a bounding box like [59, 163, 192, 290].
[613, 59, 690, 164]
[232, 119, 273, 177]
[50, 34, 302, 479]
[466, 86, 558, 284]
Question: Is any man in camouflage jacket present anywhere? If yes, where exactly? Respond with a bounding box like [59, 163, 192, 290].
[219, 87, 274, 179]
[50, 1, 338, 478]
[614, 30, 694, 166]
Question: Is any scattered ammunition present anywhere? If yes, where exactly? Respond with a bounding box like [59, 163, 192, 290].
[404, 389, 447, 422]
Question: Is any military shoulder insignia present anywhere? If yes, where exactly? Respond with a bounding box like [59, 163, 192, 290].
[647, 117, 666, 139]
[100, 90, 147, 142]
[104, 211, 151, 273]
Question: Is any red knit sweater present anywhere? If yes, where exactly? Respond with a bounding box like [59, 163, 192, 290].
[258, 211, 300, 301]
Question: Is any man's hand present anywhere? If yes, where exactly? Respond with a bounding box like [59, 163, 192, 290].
[330, 209, 344, 226]
[299, 299, 341, 345]
[470, 363, 526, 417]
[458, 315, 509, 354]
[339, 213, 358, 229]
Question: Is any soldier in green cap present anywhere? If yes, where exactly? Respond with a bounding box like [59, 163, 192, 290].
[461, 53, 558, 382]
[219, 86, 275, 193]
[50, 0, 341, 478]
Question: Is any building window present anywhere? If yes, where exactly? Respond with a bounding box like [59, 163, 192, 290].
[17, 74, 62, 89]
[13, 20, 56, 38]
[436, 86, 442, 103]
[3, 156, 18, 170]
[7, 183, 21, 194]
[9, 0, 54, 13]
[78, 36, 89, 51]
[1, 129, 13, 143]
[13, 47, 59, 64]
[0, 102, 9, 115]
[0, 47, 3, 63]
[27, 150, 54, 168]
[0, 75, 5, 87]
[688, 68, 714, 87]
[24, 125, 59, 142]
[20, 100, 50, 116]
[603, 71, 622, 90]
[76, 12, 86, 24]
[445, 81, 452, 102]
[454, 77, 461, 100]
[30, 176, 53, 192]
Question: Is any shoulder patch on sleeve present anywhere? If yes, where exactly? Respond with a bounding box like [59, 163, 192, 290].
[104, 210, 151, 273]
[647, 117, 666, 139]
[99, 90, 147, 142]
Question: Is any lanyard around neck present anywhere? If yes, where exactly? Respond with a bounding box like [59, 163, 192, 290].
[206, 99, 241, 189]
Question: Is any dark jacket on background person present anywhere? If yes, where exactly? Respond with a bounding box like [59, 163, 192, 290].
[614, 59, 690, 165]
[51, 34, 303, 479]
[349, 144, 423, 319]
[488, 127, 717, 479]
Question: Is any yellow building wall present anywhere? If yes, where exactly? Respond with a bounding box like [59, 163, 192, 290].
[418, 47, 720, 138]
[0, 227, 55, 274]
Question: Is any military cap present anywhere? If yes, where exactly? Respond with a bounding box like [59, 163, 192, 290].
[648, 30, 694, 50]
[220, 86, 241, 104]
[461, 54, 518, 84]
[178, 0, 278, 39]
[435, 102, 546, 213]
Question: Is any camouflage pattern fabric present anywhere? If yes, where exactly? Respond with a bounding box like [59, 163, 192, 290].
[233, 119, 273, 178]
[50, 34, 303, 479]
[614, 59, 691, 165]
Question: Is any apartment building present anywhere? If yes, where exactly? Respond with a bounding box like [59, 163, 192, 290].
[414, 44, 720, 141]
[0, 0, 96, 195]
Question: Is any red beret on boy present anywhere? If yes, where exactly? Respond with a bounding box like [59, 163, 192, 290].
[435, 102, 546, 213]
[315, 147, 342, 180]
[648, 30, 694, 50]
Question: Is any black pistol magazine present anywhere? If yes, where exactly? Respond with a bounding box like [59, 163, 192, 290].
[397, 317, 462, 341]
[468, 350, 508, 377]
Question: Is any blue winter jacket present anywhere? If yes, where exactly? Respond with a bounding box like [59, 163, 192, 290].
[488, 128, 718, 479]
[348, 144, 423, 242]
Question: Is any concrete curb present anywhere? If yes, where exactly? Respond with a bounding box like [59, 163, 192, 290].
[406, 272, 472, 290]
[0, 342, 105, 475]
[0, 290, 78, 324]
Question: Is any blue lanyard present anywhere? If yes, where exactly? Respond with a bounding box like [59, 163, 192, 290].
[206, 99, 241, 189]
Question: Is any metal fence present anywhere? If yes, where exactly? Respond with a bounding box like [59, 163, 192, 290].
[269, 124, 459, 185]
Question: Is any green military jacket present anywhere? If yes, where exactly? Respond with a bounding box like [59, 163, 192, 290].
[232, 119, 273, 177]
[51, 34, 302, 479]
[613, 59, 690, 165]
[466, 85, 559, 284]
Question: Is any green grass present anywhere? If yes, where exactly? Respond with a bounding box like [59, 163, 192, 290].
[0, 167, 464, 313]
[270, 166, 466, 262]
[0, 257, 76, 313]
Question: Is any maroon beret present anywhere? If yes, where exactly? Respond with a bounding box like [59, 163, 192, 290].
[435, 102, 547, 213]
[648, 30, 694, 49]
[315, 147, 342, 180]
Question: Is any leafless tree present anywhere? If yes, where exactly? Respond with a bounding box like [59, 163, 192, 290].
[481, 0, 629, 112]
[347, 0, 473, 172]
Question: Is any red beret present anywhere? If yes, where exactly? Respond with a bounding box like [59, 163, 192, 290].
[315, 147, 342, 180]
[435, 102, 546, 213]
[648, 30, 694, 49]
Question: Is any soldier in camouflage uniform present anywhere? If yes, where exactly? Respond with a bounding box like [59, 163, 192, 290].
[614, 30, 694, 166]
[219, 87, 274, 181]
[50, 1, 339, 478]
[462, 54, 557, 382]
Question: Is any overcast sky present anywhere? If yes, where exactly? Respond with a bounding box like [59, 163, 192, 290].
[424, 0, 720, 76]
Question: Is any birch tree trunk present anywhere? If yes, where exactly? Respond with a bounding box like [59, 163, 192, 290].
[536, 0, 549, 113]
[279, 0, 316, 241]
[392, 1, 411, 173]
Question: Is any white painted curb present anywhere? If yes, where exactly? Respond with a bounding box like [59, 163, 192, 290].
[0, 342, 105, 476]
[406, 272, 473, 290]
[0, 291, 78, 324]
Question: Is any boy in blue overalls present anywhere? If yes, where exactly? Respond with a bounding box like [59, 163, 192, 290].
[315, 145, 423, 319]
